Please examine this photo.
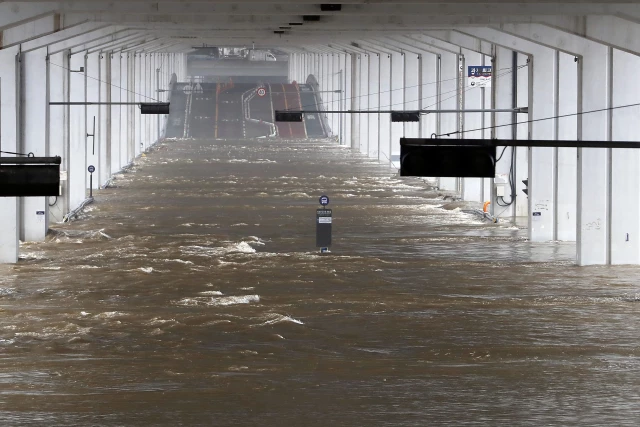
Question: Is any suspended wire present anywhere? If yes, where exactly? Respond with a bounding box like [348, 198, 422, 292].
[435, 100, 640, 138]
[283, 64, 521, 112]
[351, 64, 526, 113]
[50, 62, 161, 102]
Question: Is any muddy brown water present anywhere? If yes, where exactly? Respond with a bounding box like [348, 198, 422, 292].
[1, 138, 640, 426]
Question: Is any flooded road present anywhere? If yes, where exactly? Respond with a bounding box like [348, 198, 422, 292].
[1, 138, 640, 426]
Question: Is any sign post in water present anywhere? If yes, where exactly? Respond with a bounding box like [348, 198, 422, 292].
[316, 195, 332, 253]
[88, 165, 95, 198]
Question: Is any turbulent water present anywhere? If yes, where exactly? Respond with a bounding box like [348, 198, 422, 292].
[1, 138, 640, 426]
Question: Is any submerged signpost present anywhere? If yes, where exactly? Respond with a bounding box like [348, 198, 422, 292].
[316, 195, 332, 253]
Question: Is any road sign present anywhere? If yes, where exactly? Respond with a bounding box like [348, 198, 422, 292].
[316, 208, 332, 248]
[256, 87, 267, 97]
[88, 165, 95, 173]
[319, 195, 329, 206]
[468, 66, 492, 88]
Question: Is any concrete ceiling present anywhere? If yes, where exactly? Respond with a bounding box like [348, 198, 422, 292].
[1, 1, 638, 51]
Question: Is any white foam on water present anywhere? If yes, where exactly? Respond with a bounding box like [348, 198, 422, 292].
[41, 267, 61, 271]
[94, 311, 127, 319]
[162, 259, 194, 265]
[231, 223, 248, 227]
[138, 267, 155, 273]
[198, 291, 224, 296]
[252, 313, 304, 327]
[174, 294, 260, 307]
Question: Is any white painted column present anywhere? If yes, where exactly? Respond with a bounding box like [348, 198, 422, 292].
[135, 54, 143, 156]
[576, 45, 611, 265]
[367, 53, 380, 158]
[420, 53, 439, 138]
[389, 51, 404, 169]
[120, 53, 129, 166]
[556, 52, 578, 241]
[86, 52, 100, 190]
[350, 53, 361, 150]
[378, 53, 391, 163]
[610, 49, 640, 264]
[403, 53, 420, 140]
[48, 51, 67, 222]
[358, 53, 369, 155]
[99, 52, 110, 184]
[20, 48, 49, 241]
[68, 52, 87, 209]
[341, 53, 352, 147]
[438, 52, 459, 191]
[110, 52, 121, 173]
[461, 49, 484, 202]
[0, 46, 21, 263]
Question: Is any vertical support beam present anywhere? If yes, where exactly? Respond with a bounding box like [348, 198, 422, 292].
[576, 44, 611, 265]
[0, 46, 20, 263]
[378, 53, 391, 163]
[86, 51, 100, 189]
[69, 52, 87, 208]
[20, 48, 49, 241]
[49, 50, 67, 222]
[99, 51, 110, 184]
[350, 53, 360, 150]
[438, 52, 459, 191]
[358, 53, 369, 154]
[461, 49, 483, 202]
[556, 52, 578, 241]
[110, 52, 121, 173]
[420, 53, 438, 138]
[367, 53, 379, 158]
[389, 51, 404, 169]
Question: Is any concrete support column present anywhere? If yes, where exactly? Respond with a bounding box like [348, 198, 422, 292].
[350, 53, 361, 150]
[358, 53, 369, 155]
[48, 51, 67, 222]
[0, 46, 20, 263]
[438, 52, 460, 191]
[611, 49, 640, 264]
[389, 52, 404, 169]
[367, 53, 380, 158]
[86, 52, 100, 189]
[109, 52, 121, 173]
[556, 53, 578, 241]
[403, 53, 420, 140]
[420, 53, 439, 138]
[378, 53, 391, 163]
[69, 52, 87, 209]
[121, 53, 131, 165]
[340, 53, 351, 146]
[461, 49, 485, 202]
[576, 45, 611, 265]
[99, 52, 110, 186]
[20, 48, 49, 241]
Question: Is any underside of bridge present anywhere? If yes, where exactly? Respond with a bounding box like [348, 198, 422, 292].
[1, 1, 640, 265]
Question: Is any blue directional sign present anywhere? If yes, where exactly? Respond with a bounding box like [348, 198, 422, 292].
[88, 165, 95, 173]
[319, 195, 329, 206]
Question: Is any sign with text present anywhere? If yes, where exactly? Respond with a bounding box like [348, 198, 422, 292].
[316, 208, 332, 248]
[468, 66, 492, 88]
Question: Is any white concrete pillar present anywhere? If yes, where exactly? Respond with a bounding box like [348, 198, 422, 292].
[403, 53, 420, 140]
[358, 53, 369, 155]
[367, 53, 380, 158]
[20, 48, 49, 241]
[120, 53, 130, 166]
[556, 53, 578, 242]
[527, 48, 557, 241]
[610, 49, 640, 264]
[576, 45, 611, 265]
[98, 52, 110, 185]
[135, 54, 143, 156]
[86, 52, 100, 189]
[69, 52, 87, 209]
[420, 53, 439, 138]
[110, 52, 121, 173]
[0, 46, 20, 263]
[438, 53, 460, 191]
[461, 49, 484, 202]
[48, 51, 67, 222]
[378, 53, 391, 163]
[389, 51, 404, 169]
[350, 53, 361, 150]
